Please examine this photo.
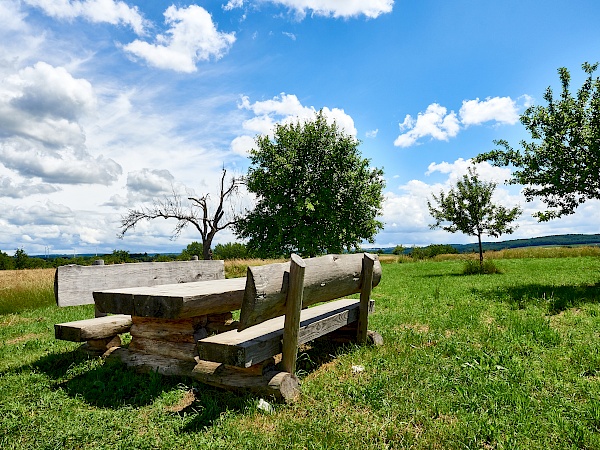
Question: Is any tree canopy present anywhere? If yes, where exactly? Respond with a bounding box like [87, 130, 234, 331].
[428, 166, 522, 265]
[235, 111, 385, 258]
[476, 62, 600, 221]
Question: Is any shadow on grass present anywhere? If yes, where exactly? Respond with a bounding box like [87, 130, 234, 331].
[473, 282, 600, 314]
[31, 348, 249, 427]
[29, 339, 350, 428]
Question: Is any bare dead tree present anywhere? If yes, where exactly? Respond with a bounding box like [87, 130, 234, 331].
[119, 169, 242, 260]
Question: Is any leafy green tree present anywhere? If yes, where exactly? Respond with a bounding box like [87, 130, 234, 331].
[428, 167, 522, 267]
[476, 62, 600, 221]
[13, 248, 30, 270]
[212, 242, 251, 260]
[0, 250, 14, 270]
[392, 245, 405, 255]
[106, 250, 132, 264]
[180, 241, 204, 260]
[235, 110, 385, 258]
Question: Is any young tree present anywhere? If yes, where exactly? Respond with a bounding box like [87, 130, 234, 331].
[235, 111, 385, 258]
[476, 62, 600, 221]
[119, 169, 242, 260]
[428, 167, 522, 267]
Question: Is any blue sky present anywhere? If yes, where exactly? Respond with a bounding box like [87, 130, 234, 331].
[1, 0, 600, 256]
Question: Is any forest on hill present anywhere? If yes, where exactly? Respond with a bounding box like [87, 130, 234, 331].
[449, 234, 600, 253]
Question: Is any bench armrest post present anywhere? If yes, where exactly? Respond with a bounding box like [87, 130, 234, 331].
[281, 254, 306, 374]
[357, 253, 376, 344]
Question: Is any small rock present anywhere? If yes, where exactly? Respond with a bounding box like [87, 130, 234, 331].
[257, 398, 274, 413]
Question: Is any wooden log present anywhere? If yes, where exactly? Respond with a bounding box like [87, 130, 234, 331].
[79, 335, 121, 352]
[54, 315, 132, 342]
[129, 337, 199, 361]
[108, 348, 197, 377]
[192, 360, 300, 402]
[94, 277, 246, 319]
[130, 317, 200, 343]
[108, 349, 298, 401]
[281, 254, 306, 374]
[56, 260, 225, 307]
[197, 298, 365, 368]
[357, 253, 376, 344]
[239, 253, 381, 330]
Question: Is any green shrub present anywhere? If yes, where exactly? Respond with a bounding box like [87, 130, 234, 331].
[462, 259, 502, 275]
[392, 245, 405, 255]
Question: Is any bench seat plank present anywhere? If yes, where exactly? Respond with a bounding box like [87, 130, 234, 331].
[197, 298, 364, 368]
[93, 277, 246, 319]
[54, 315, 132, 342]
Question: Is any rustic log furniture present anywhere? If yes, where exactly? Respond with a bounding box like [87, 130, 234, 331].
[91, 253, 383, 401]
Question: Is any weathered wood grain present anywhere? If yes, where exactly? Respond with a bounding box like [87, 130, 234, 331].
[130, 317, 199, 343]
[281, 254, 306, 374]
[192, 360, 300, 402]
[239, 253, 381, 330]
[128, 336, 199, 361]
[94, 277, 246, 319]
[54, 315, 132, 342]
[56, 260, 225, 307]
[197, 298, 365, 367]
[357, 253, 376, 343]
[108, 348, 197, 377]
[108, 349, 299, 401]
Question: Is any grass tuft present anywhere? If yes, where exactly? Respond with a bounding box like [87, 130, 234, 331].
[462, 259, 502, 275]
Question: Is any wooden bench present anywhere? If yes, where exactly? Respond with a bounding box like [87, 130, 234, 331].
[54, 259, 225, 354]
[95, 253, 382, 400]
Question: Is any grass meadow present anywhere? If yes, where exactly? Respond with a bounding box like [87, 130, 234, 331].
[1, 249, 600, 449]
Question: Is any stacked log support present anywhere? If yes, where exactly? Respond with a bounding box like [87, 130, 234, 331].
[124, 312, 239, 363]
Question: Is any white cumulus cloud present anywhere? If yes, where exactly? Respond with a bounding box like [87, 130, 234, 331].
[459, 96, 520, 126]
[230, 0, 393, 19]
[126, 168, 176, 198]
[232, 93, 357, 156]
[394, 95, 530, 147]
[394, 103, 460, 147]
[23, 0, 147, 35]
[122, 5, 236, 73]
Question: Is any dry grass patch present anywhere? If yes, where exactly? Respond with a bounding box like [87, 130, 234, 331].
[224, 258, 285, 278]
[398, 323, 430, 334]
[0, 268, 54, 292]
[5, 333, 43, 345]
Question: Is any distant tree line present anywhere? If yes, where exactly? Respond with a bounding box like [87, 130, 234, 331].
[0, 242, 258, 270]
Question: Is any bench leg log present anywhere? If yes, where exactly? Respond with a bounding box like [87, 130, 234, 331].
[192, 360, 300, 402]
[81, 335, 122, 355]
[107, 348, 299, 402]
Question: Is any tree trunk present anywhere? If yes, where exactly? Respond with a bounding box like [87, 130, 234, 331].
[203, 235, 214, 260]
[477, 233, 483, 268]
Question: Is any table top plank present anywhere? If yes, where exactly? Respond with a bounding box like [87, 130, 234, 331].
[93, 277, 247, 319]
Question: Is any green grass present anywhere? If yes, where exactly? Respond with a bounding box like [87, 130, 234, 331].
[2, 255, 600, 448]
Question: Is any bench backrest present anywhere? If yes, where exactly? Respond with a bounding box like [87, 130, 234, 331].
[239, 253, 381, 330]
[55, 259, 225, 307]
